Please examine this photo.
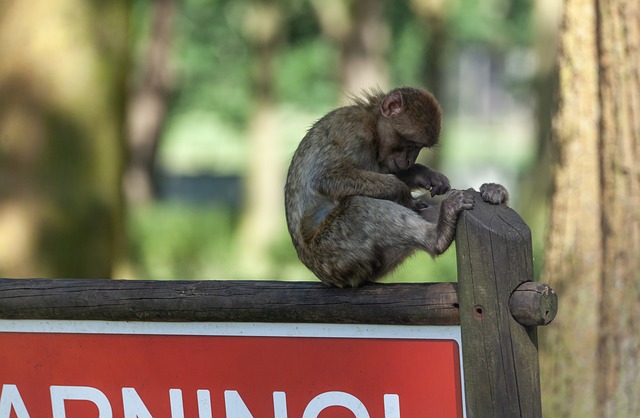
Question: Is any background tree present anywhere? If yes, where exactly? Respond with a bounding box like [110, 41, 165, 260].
[0, 0, 128, 278]
[311, 0, 390, 97]
[594, 0, 640, 415]
[517, 0, 560, 244]
[126, 0, 176, 204]
[409, 0, 449, 100]
[235, 0, 286, 279]
[540, 0, 640, 416]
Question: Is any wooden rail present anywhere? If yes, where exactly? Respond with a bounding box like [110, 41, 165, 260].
[0, 277, 554, 328]
[0, 279, 460, 325]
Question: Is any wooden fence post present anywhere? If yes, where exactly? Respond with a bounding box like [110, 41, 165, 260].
[456, 190, 554, 418]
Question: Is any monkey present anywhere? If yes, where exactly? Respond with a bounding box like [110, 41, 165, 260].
[284, 87, 507, 288]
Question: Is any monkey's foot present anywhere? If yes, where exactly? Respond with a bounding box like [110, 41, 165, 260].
[479, 183, 509, 205]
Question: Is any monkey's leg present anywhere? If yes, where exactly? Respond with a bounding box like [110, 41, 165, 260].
[305, 196, 445, 288]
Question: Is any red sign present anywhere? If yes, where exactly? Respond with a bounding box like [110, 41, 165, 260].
[0, 322, 463, 418]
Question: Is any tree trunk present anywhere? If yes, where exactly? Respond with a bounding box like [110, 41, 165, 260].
[518, 0, 561, 236]
[0, 0, 128, 278]
[595, 0, 640, 416]
[235, 0, 285, 279]
[311, 0, 390, 98]
[540, 0, 640, 416]
[125, 0, 175, 204]
[409, 0, 449, 100]
[339, 0, 389, 95]
[540, 0, 601, 416]
[409, 0, 451, 171]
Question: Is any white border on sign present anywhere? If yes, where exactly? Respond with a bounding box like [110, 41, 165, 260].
[0, 319, 459, 339]
[0, 320, 467, 417]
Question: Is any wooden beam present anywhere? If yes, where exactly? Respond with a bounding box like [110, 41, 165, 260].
[0, 279, 460, 325]
[509, 281, 558, 327]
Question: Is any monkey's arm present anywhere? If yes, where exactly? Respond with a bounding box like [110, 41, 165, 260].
[315, 165, 413, 206]
[395, 164, 451, 197]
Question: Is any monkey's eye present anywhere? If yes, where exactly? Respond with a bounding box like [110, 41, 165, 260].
[407, 141, 422, 151]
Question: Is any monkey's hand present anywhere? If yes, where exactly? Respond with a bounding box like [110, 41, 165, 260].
[441, 189, 475, 220]
[479, 183, 509, 205]
[396, 164, 451, 197]
[425, 189, 474, 255]
[422, 170, 451, 197]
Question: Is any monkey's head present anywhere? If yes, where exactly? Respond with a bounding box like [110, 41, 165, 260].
[376, 88, 442, 173]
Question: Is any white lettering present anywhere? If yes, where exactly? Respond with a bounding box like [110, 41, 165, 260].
[170, 389, 184, 418]
[302, 391, 370, 418]
[383, 394, 400, 418]
[197, 390, 212, 418]
[272, 392, 287, 418]
[224, 390, 254, 418]
[3, 385, 400, 418]
[50, 386, 112, 418]
[0, 384, 30, 418]
[122, 388, 153, 418]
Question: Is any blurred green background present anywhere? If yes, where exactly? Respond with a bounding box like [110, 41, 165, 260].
[0, 0, 560, 282]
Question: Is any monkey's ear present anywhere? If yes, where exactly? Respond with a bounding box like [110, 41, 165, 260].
[380, 90, 404, 118]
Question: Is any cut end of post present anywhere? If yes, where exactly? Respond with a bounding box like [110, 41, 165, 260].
[509, 281, 558, 327]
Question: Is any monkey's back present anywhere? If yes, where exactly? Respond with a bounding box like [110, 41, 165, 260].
[284, 106, 378, 255]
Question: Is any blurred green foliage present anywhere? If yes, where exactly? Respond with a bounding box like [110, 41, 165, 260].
[130, 203, 236, 280]
[450, 0, 532, 46]
[128, 0, 543, 283]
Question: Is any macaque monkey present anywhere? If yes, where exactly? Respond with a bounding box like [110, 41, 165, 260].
[285, 87, 508, 288]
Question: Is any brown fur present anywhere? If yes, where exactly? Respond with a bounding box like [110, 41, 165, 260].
[285, 87, 474, 287]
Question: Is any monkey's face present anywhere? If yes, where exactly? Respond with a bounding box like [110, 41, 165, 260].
[380, 138, 423, 173]
[377, 88, 441, 172]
